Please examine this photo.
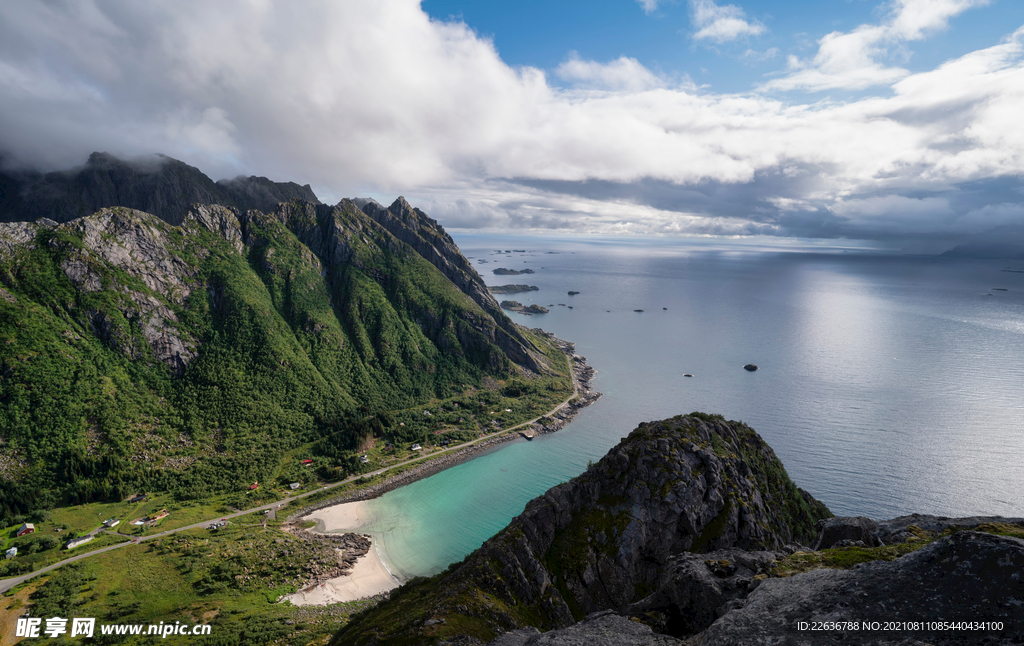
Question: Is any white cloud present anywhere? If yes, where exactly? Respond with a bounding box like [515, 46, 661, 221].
[0, 0, 1023, 243]
[690, 0, 766, 43]
[555, 53, 669, 92]
[636, 0, 662, 15]
[763, 0, 991, 91]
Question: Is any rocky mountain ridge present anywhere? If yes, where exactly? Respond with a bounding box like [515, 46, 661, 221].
[0, 151, 320, 226]
[335, 414, 1024, 646]
[334, 413, 832, 644]
[0, 188, 557, 514]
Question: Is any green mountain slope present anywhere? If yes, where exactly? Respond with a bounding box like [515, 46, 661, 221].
[0, 198, 552, 518]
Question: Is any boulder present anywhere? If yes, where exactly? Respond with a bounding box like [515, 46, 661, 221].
[813, 516, 880, 549]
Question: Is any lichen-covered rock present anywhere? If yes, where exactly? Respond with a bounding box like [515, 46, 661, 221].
[695, 531, 1024, 646]
[627, 549, 779, 636]
[489, 611, 683, 646]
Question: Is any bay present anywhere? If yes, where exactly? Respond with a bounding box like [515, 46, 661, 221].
[348, 235, 1024, 581]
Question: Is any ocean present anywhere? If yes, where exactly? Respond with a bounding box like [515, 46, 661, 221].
[343, 235, 1024, 581]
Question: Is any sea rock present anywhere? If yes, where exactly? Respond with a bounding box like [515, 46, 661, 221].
[743, 364, 758, 371]
[491, 285, 540, 294]
[494, 268, 536, 275]
[697, 531, 1024, 645]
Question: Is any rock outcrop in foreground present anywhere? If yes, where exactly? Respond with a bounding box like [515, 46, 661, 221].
[334, 414, 832, 645]
[335, 414, 1024, 646]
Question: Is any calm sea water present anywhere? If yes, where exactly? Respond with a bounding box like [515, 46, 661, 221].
[347, 236, 1024, 581]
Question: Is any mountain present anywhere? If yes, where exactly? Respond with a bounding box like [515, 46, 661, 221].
[335, 413, 832, 645]
[0, 179, 557, 517]
[0, 152, 320, 226]
[335, 414, 1024, 646]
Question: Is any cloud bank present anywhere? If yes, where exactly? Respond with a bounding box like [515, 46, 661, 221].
[1, 0, 1023, 250]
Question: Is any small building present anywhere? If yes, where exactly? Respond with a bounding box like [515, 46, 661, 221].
[301, 459, 313, 465]
[128, 493, 147, 503]
[289, 482, 301, 490]
[249, 482, 259, 490]
[411, 443, 422, 451]
[5, 547, 16, 559]
[359, 454, 370, 464]
[103, 518, 120, 528]
[16, 523, 35, 537]
[149, 510, 169, 522]
[66, 536, 94, 550]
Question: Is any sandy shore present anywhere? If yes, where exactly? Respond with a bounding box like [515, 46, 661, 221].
[307, 500, 368, 533]
[282, 536, 399, 605]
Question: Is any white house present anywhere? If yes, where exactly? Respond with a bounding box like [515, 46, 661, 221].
[66, 536, 94, 550]
[5, 547, 16, 559]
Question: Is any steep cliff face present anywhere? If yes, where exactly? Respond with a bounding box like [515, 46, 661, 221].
[0, 152, 320, 226]
[335, 414, 831, 645]
[362, 197, 546, 373]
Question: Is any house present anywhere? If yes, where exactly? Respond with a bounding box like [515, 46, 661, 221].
[66, 536, 94, 550]
[359, 455, 370, 464]
[5, 547, 16, 559]
[127, 493, 147, 503]
[289, 482, 301, 490]
[102, 518, 120, 528]
[249, 482, 259, 490]
[301, 459, 313, 465]
[16, 523, 34, 537]
[411, 443, 422, 451]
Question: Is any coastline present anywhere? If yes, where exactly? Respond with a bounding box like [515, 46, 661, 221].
[287, 330, 600, 523]
[283, 331, 600, 602]
[281, 514, 399, 605]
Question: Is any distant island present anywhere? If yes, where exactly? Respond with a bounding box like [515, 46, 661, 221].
[494, 268, 536, 275]
[490, 284, 540, 294]
[500, 300, 549, 314]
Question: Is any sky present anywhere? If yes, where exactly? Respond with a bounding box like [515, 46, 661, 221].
[2, 0, 1024, 251]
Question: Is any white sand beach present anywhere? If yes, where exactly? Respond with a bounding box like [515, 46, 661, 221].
[282, 501, 400, 605]
[307, 500, 368, 533]
[282, 540, 399, 605]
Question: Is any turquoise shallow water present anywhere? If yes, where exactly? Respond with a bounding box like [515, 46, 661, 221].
[345, 236, 1024, 581]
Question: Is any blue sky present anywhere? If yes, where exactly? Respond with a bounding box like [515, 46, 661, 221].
[2, 0, 1024, 251]
[423, 0, 1021, 95]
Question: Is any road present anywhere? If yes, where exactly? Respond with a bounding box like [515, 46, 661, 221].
[0, 354, 581, 594]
